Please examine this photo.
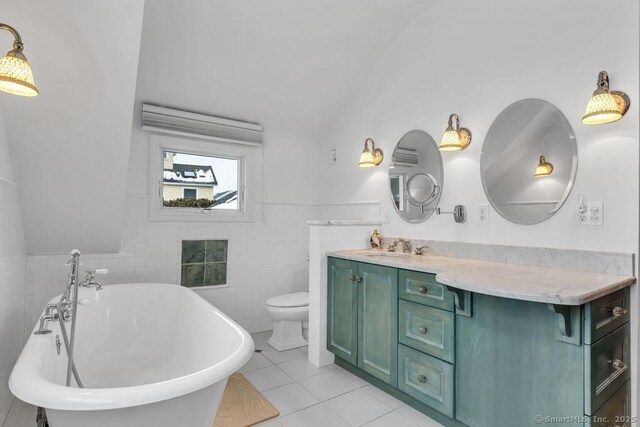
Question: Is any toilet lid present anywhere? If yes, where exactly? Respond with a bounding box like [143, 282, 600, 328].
[266, 292, 309, 308]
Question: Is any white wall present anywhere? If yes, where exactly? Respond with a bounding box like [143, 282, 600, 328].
[315, 0, 640, 415]
[2, 0, 145, 255]
[25, 125, 322, 334]
[318, 0, 639, 254]
[0, 107, 27, 424]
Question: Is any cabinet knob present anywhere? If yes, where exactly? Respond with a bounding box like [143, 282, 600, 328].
[355, 275, 363, 283]
[417, 286, 428, 294]
[418, 326, 427, 334]
[417, 375, 427, 383]
[349, 274, 356, 282]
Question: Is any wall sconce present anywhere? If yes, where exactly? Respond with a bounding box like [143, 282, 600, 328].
[439, 114, 471, 151]
[582, 71, 629, 124]
[534, 155, 553, 177]
[358, 137, 383, 167]
[0, 23, 38, 97]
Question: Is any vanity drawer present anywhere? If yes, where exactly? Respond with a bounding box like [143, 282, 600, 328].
[584, 324, 630, 415]
[588, 380, 631, 427]
[398, 344, 454, 418]
[399, 270, 454, 311]
[399, 300, 454, 363]
[584, 288, 630, 345]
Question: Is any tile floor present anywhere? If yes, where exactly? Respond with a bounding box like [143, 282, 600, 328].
[1, 331, 443, 427]
[248, 331, 443, 427]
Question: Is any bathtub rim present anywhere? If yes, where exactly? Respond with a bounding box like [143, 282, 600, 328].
[9, 282, 255, 411]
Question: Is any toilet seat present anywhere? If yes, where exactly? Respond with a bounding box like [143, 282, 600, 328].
[266, 292, 308, 308]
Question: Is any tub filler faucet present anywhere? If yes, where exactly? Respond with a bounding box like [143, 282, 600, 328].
[33, 249, 108, 387]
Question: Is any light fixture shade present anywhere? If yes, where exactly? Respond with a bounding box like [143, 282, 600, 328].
[0, 50, 38, 96]
[581, 92, 622, 124]
[534, 155, 553, 177]
[358, 137, 383, 167]
[439, 129, 463, 151]
[439, 113, 471, 151]
[358, 149, 376, 167]
[581, 71, 628, 125]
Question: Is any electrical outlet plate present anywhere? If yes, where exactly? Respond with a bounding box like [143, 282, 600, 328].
[576, 194, 603, 226]
[586, 202, 603, 226]
[476, 204, 489, 224]
[383, 209, 392, 224]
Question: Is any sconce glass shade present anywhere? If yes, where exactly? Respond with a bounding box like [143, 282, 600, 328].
[581, 71, 628, 125]
[439, 114, 471, 151]
[534, 155, 553, 177]
[439, 128, 463, 151]
[358, 137, 383, 167]
[582, 92, 622, 124]
[0, 23, 38, 97]
[358, 148, 376, 167]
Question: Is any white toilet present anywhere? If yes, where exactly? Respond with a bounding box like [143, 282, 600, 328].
[265, 292, 309, 351]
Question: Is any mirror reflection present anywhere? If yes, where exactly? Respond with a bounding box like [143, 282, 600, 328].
[481, 99, 578, 225]
[389, 130, 443, 223]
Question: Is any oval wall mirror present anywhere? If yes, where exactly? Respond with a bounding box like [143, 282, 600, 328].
[481, 99, 578, 225]
[389, 130, 443, 223]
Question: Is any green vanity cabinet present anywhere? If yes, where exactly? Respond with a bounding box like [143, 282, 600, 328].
[327, 256, 633, 427]
[327, 257, 358, 364]
[327, 257, 398, 386]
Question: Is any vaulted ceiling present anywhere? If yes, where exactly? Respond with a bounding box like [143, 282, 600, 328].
[0, 0, 442, 254]
[135, 0, 444, 136]
[0, 0, 145, 254]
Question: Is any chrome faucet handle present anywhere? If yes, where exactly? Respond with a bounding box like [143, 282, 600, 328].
[414, 246, 429, 255]
[387, 242, 398, 252]
[79, 269, 108, 290]
[397, 238, 412, 253]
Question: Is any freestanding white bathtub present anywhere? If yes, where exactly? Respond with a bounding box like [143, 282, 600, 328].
[9, 283, 254, 427]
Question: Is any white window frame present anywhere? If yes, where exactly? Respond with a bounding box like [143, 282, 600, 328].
[149, 133, 261, 222]
[182, 187, 198, 199]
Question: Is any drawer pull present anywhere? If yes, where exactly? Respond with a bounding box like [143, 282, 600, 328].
[417, 286, 428, 294]
[417, 374, 427, 383]
[418, 326, 427, 334]
[596, 306, 628, 329]
[596, 358, 627, 396]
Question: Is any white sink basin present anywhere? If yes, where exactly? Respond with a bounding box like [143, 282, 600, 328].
[364, 251, 413, 258]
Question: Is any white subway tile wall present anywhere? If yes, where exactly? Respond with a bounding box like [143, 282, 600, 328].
[25, 198, 380, 338]
[0, 180, 26, 423]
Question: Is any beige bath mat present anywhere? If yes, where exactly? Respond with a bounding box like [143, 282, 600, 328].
[213, 372, 280, 427]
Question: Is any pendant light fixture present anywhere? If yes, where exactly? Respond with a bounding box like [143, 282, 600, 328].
[0, 23, 38, 97]
[358, 137, 383, 167]
[582, 71, 628, 124]
[439, 114, 471, 151]
[534, 155, 553, 177]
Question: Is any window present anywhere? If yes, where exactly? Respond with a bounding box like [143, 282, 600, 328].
[149, 134, 261, 222]
[182, 188, 197, 199]
[181, 239, 228, 287]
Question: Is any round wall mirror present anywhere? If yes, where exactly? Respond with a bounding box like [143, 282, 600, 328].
[481, 99, 578, 225]
[389, 130, 443, 223]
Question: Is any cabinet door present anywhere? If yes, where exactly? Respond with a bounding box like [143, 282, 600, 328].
[357, 262, 398, 386]
[327, 257, 358, 365]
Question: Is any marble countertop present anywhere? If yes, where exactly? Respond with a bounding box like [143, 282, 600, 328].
[327, 249, 636, 306]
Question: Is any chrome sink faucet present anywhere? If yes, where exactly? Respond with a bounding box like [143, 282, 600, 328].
[388, 238, 411, 253]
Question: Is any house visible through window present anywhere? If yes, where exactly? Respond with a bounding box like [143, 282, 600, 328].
[162, 150, 239, 209]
